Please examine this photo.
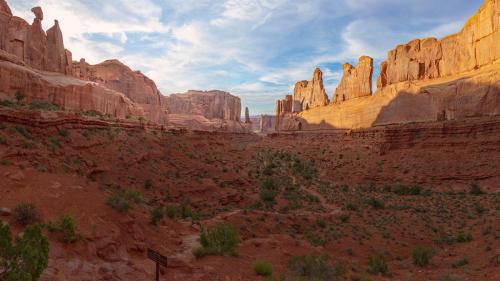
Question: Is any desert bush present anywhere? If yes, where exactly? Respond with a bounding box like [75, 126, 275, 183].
[150, 207, 165, 226]
[14, 126, 32, 140]
[193, 223, 240, 258]
[391, 184, 423, 195]
[15, 91, 25, 103]
[455, 232, 472, 243]
[14, 203, 38, 226]
[254, 260, 273, 276]
[260, 189, 278, 203]
[48, 136, 61, 152]
[145, 179, 153, 190]
[451, 257, 468, 268]
[165, 205, 178, 218]
[365, 198, 385, 209]
[288, 254, 344, 281]
[28, 100, 60, 111]
[412, 246, 434, 267]
[0, 222, 49, 281]
[0, 99, 15, 107]
[468, 183, 483, 195]
[57, 216, 77, 243]
[58, 128, 70, 139]
[367, 253, 388, 274]
[304, 231, 326, 246]
[106, 188, 143, 213]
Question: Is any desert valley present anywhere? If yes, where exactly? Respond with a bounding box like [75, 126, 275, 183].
[0, 0, 499, 280]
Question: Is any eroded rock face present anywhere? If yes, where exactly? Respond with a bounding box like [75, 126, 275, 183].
[46, 20, 72, 75]
[275, 95, 293, 116]
[0, 4, 72, 74]
[72, 59, 167, 124]
[293, 68, 330, 110]
[0, 0, 12, 15]
[378, 0, 499, 88]
[164, 90, 241, 122]
[334, 56, 373, 103]
[0, 53, 145, 119]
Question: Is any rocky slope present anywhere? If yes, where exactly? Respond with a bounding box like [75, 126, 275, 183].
[276, 0, 499, 131]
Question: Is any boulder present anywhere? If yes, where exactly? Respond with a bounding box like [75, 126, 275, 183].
[334, 56, 373, 103]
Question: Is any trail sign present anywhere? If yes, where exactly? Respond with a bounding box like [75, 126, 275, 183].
[148, 248, 168, 281]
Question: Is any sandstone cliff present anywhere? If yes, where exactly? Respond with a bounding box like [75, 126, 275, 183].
[333, 56, 373, 103]
[73, 59, 167, 124]
[164, 90, 241, 122]
[378, 0, 498, 88]
[277, 0, 499, 131]
[0, 4, 72, 74]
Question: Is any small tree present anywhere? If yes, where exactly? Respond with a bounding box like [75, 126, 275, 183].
[0, 223, 50, 281]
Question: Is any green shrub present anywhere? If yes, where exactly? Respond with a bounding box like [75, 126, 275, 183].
[451, 257, 468, 268]
[261, 178, 277, 190]
[165, 205, 178, 218]
[254, 260, 273, 276]
[145, 179, 153, 190]
[391, 184, 422, 195]
[0, 99, 15, 107]
[455, 232, 472, 243]
[412, 246, 434, 267]
[14, 203, 38, 226]
[28, 100, 60, 111]
[56, 216, 77, 243]
[260, 189, 277, 203]
[48, 136, 61, 152]
[304, 231, 326, 246]
[468, 183, 483, 195]
[365, 198, 385, 209]
[288, 254, 344, 281]
[367, 253, 388, 274]
[106, 188, 143, 213]
[0, 222, 49, 281]
[14, 126, 32, 139]
[150, 207, 164, 226]
[346, 203, 358, 211]
[193, 223, 240, 258]
[58, 128, 70, 139]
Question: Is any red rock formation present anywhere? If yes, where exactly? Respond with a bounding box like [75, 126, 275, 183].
[164, 90, 241, 122]
[293, 68, 330, 110]
[334, 56, 373, 103]
[0, 0, 11, 15]
[72, 59, 167, 124]
[275, 95, 293, 116]
[0, 52, 145, 119]
[46, 20, 73, 75]
[378, 0, 499, 88]
[0, 4, 72, 75]
[277, 0, 499, 131]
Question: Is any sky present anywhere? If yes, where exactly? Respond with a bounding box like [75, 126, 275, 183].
[9, 0, 483, 115]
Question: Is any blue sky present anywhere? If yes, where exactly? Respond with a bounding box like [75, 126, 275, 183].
[10, 0, 482, 115]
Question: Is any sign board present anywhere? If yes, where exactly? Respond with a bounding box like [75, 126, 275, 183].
[148, 248, 168, 267]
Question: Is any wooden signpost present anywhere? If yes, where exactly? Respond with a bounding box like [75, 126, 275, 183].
[148, 248, 168, 281]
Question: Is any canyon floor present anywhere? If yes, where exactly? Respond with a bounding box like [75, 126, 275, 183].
[0, 106, 499, 281]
